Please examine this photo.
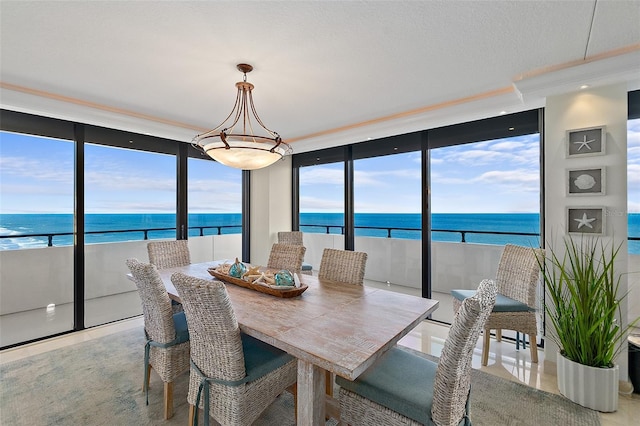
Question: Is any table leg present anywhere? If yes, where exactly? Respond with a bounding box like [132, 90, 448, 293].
[297, 359, 326, 426]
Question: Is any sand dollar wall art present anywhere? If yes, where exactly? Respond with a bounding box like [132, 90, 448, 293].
[567, 167, 605, 196]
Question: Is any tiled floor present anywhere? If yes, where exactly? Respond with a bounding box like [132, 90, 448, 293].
[1, 315, 637, 425]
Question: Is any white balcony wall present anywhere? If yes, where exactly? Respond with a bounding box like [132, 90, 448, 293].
[3, 233, 637, 348]
[0, 234, 241, 346]
[302, 233, 344, 271]
[355, 236, 422, 288]
[1, 246, 75, 315]
[431, 242, 504, 292]
[307, 234, 504, 290]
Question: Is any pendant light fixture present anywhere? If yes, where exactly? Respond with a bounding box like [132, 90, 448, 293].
[192, 63, 291, 170]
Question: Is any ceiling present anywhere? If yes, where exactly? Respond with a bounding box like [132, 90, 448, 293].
[1, 1, 639, 154]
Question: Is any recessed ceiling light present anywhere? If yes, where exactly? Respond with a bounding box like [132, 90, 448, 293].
[580, 84, 589, 89]
[508, 127, 515, 131]
[499, 111, 507, 115]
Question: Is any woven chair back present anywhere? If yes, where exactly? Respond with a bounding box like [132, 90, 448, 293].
[267, 243, 306, 274]
[277, 231, 304, 246]
[496, 244, 544, 308]
[317, 248, 367, 285]
[147, 240, 191, 269]
[432, 279, 497, 425]
[171, 273, 246, 382]
[126, 258, 176, 344]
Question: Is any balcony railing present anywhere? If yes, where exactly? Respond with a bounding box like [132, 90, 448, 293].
[2, 223, 638, 248]
[300, 224, 542, 242]
[0, 225, 242, 247]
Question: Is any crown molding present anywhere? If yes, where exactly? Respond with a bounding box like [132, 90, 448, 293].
[513, 46, 640, 104]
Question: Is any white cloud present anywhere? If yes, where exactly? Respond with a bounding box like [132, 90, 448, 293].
[629, 164, 640, 185]
[488, 141, 525, 151]
[188, 179, 242, 192]
[300, 165, 421, 188]
[189, 190, 242, 212]
[628, 146, 640, 163]
[433, 168, 539, 191]
[85, 170, 176, 192]
[354, 168, 421, 187]
[299, 167, 343, 185]
[451, 149, 503, 164]
[476, 169, 539, 185]
[85, 200, 176, 213]
[0, 156, 73, 183]
[628, 201, 640, 213]
[0, 183, 73, 196]
[299, 196, 343, 211]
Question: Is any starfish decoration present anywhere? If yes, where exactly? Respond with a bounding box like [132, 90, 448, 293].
[574, 212, 596, 229]
[573, 134, 596, 151]
[242, 265, 261, 278]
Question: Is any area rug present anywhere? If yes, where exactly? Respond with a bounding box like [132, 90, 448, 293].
[400, 347, 601, 426]
[0, 327, 600, 425]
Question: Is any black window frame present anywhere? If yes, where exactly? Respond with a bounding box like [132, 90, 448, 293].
[0, 109, 248, 343]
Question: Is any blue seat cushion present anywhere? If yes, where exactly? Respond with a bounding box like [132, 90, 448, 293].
[336, 347, 436, 425]
[451, 289, 531, 312]
[241, 334, 294, 382]
[172, 311, 190, 344]
[302, 262, 313, 271]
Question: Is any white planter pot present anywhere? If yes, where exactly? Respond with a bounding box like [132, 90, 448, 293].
[556, 351, 619, 412]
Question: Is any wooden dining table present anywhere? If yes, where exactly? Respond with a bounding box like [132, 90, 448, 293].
[150, 261, 439, 425]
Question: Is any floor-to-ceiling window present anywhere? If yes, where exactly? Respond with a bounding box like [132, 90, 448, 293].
[0, 110, 215, 347]
[85, 144, 177, 242]
[188, 157, 243, 262]
[298, 163, 345, 235]
[0, 131, 75, 346]
[627, 114, 640, 328]
[291, 110, 541, 327]
[426, 111, 541, 326]
[428, 132, 541, 324]
[294, 147, 346, 271]
[353, 142, 422, 291]
[84, 144, 177, 327]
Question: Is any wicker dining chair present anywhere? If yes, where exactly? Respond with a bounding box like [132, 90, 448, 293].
[318, 248, 368, 396]
[147, 240, 191, 269]
[147, 240, 191, 313]
[171, 272, 297, 426]
[318, 248, 368, 285]
[338, 279, 497, 426]
[451, 244, 544, 366]
[277, 231, 314, 275]
[125, 258, 190, 420]
[277, 231, 304, 246]
[267, 243, 306, 275]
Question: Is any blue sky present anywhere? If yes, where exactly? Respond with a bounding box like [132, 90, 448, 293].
[1, 119, 639, 214]
[0, 133, 242, 214]
[299, 133, 540, 213]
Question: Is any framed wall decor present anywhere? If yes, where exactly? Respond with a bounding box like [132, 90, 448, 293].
[566, 125, 606, 157]
[566, 167, 605, 196]
[567, 207, 605, 235]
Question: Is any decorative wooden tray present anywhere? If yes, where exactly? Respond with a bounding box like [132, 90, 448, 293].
[208, 268, 308, 298]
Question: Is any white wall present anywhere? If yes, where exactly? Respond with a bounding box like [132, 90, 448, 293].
[249, 156, 293, 266]
[544, 83, 630, 379]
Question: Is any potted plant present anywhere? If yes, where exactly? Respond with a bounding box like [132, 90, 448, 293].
[539, 235, 639, 412]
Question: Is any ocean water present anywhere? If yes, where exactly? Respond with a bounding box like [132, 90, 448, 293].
[0, 213, 242, 250]
[1, 213, 638, 254]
